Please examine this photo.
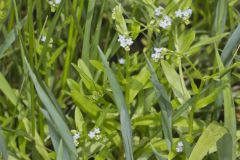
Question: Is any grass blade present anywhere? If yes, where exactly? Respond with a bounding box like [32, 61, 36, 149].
[82, 0, 96, 65]
[213, 0, 228, 34]
[0, 17, 26, 59]
[0, 125, 8, 160]
[144, 55, 173, 151]
[221, 24, 240, 67]
[98, 46, 133, 160]
[24, 57, 77, 159]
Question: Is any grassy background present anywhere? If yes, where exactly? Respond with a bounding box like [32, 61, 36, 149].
[0, 0, 240, 159]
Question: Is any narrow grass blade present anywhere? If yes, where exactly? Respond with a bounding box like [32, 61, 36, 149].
[189, 122, 228, 160]
[0, 17, 26, 59]
[57, 140, 63, 160]
[82, 0, 96, 65]
[41, 109, 71, 160]
[24, 57, 77, 159]
[213, 0, 228, 34]
[0, 125, 8, 160]
[37, 0, 65, 68]
[98, 46, 133, 160]
[221, 24, 240, 67]
[219, 25, 240, 159]
[144, 55, 173, 151]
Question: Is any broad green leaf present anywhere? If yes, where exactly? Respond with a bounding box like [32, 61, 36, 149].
[161, 60, 190, 103]
[132, 113, 160, 126]
[72, 61, 101, 91]
[189, 122, 228, 160]
[90, 60, 104, 71]
[128, 67, 151, 103]
[176, 30, 195, 52]
[74, 107, 84, 132]
[0, 72, 18, 106]
[131, 21, 141, 39]
[98, 46, 133, 160]
[71, 90, 101, 119]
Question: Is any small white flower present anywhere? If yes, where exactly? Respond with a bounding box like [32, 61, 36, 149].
[73, 132, 80, 141]
[176, 141, 184, 153]
[175, 9, 183, 18]
[94, 128, 100, 134]
[55, 0, 61, 4]
[154, 47, 163, 54]
[154, 7, 163, 17]
[126, 38, 133, 46]
[41, 35, 46, 42]
[151, 47, 163, 62]
[88, 131, 96, 139]
[118, 35, 133, 51]
[159, 16, 172, 29]
[118, 58, 125, 64]
[175, 8, 192, 20]
[72, 132, 80, 146]
[48, 0, 61, 12]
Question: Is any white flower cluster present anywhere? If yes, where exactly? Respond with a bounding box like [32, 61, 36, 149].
[118, 35, 133, 51]
[41, 35, 46, 42]
[159, 16, 172, 29]
[88, 128, 101, 140]
[118, 58, 125, 64]
[48, 0, 61, 12]
[154, 6, 164, 17]
[175, 8, 192, 20]
[151, 48, 163, 62]
[176, 141, 184, 153]
[72, 132, 80, 146]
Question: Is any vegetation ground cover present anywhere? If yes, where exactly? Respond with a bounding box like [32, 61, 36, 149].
[0, 0, 240, 160]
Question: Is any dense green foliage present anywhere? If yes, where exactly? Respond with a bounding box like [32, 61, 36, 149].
[0, 0, 240, 160]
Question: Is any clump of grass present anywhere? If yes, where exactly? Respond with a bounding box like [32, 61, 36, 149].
[0, 0, 240, 160]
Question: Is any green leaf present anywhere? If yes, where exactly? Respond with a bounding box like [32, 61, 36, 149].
[71, 90, 101, 119]
[57, 140, 63, 160]
[176, 30, 195, 52]
[128, 67, 151, 103]
[190, 33, 229, 49]
[213, 0, 228, 34]
[0, 17, 26, 59]
[221, 24, 240, 67]
[98, 46, 133, 160]
[82, 0, 96, 64]
[0, 125, 8, 160]
[0, 72, 19, 106]
[144, 54, 173, 151]
[24, 57, 77, 159]
[161, 60, 190, 103]
[189, 122, 228, 160]
[112, 4, 129, 35]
